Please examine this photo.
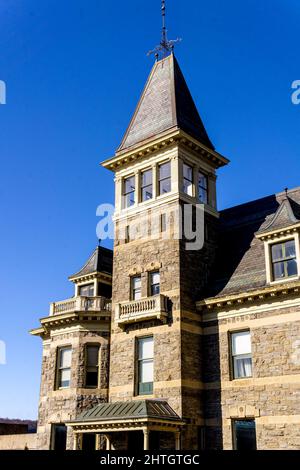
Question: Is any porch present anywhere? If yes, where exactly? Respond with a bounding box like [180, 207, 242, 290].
[67, 400, 184, 451]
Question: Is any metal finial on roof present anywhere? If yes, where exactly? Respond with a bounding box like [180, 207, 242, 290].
[147, 0, 181, 59]
[98, 239, 102, 246]
[284, 188, 289, 196]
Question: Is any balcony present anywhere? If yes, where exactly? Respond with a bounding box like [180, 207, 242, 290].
[115, 294, 168, 326]
[50, 296, 111, 316]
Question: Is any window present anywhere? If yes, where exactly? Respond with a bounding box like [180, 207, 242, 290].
[149, 271, 160, 296]
[158, 162, 171, 195]
[183, 163, 193, 196]
[79, 283, 94, 297]
[85, 345, 100, 388]
[137, 337, 154, 395]
[198, 172, 208, 204]
[160, 213, 167, 233]
[123, 175, 135, 208]
[271, 240, 298, 280]
[231, 331, 252, 379]
[56, 347, 72, 389]
[141, 169, 153, 201]
[131, 276, 141, 300]
[51, 424, 67, 450]
[233, 420, 257, 450]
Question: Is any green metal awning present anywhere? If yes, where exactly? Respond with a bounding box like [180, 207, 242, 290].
[74, 400, 182, 423]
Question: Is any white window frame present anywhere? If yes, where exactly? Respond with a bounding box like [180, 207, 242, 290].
[56, 346, 72, 390]
[230, 330, 252, 380]
[264, 233, 300, 285]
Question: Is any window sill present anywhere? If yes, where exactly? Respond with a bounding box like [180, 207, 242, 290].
[268, 275, 299, 286]
[230, 376, 253, 382]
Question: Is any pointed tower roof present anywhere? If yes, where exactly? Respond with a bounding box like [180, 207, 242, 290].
[117, 54, 214, 153]
[258, 196, 300, 235]
[69, 246, 113, 281]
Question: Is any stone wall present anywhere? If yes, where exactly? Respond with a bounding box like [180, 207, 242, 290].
[0, 433, 37, 450]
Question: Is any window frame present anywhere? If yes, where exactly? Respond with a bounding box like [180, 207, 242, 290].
[135, 336, 154, 396]
[84, 344, 100, 389]
[270, 239, 298, 281]
[230, 330, 252, 380]
[264, 233, 300, 285]
[78, 283, 94, 297]
[149, 271, 160, 296]
[198, 171, 208, 204]
[131, 275, 142, 301]
[158, 161, 171, 196]
[123, 175, 136, 209]
[55, 346, 72, 390]
[140, 168, 153, 202]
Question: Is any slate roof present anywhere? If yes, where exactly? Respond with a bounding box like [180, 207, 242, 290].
[117, 54, 214, 153]
[74, 400, 181, 423]
[206, 187, 300, 298]
[69, 246, 113, 279]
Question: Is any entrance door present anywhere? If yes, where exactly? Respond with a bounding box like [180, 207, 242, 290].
[82, 433, 96, 451]
[128, 431, 144, 451]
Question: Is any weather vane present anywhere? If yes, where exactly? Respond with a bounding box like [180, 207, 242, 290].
[148, 0, 182, 59]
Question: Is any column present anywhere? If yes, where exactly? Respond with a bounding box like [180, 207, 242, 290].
[143, 428, 150, 451]
[73, 433, 82, 450]
[106, 434, 111, 450]
[175, 430, 181, 451]
[96, 434, 102, 451]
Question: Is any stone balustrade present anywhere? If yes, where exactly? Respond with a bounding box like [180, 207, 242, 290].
[50, 296, 111, 316]
[115, 294, 168, 326]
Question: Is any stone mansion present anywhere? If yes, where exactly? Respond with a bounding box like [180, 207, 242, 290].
[30, 53, 300, 450]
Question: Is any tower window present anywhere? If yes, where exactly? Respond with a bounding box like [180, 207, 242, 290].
[149, 271, 160, 296]
[231, 331, 252, 379]
[79, 283, 94, 297]
[131, 276, 141, 300]
[85, 345, 100, 388]
[158, 162, 171, 195]
[183, 163, 193, 196]
[271, 240, 298, 280]
[232, 420, 257, 450]
[137, 336, 154, 395]
[56, 347, 72, 389]
[123, 175, 135, 208]
[141, 169, 153, 201]
[198, 172, 208, 204]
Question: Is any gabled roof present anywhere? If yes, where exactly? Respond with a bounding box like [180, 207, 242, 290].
[117, 54, 214, 153]
[69, 246, 113, 280]
[258, 196, 300, 234]
[74, 400, 181, 423]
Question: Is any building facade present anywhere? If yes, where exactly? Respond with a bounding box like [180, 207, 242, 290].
[31, 53, 300, 450]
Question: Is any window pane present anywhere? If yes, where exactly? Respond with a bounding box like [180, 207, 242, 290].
[271, 243, 284, 261]
[60, 368, 71, 387]
[273, 261, 285, 279]
[233, 356, 252, 378]
[86, 371, 98, 387]
[234, 420, 257, 450]
[151, 272, 160, 285]
[232, 332, 251, 355]
[133, 289, 141, 300]
[159, 179, 171, 195]
[183, 180, 193, 196]
[198, 187, 208, 204]
[140, 359, 153, 383]
[287, 258, 298, 277]
[159, 162, 170, 180]
[87, 346, 99, 367]
[60, 348, 71, 368]
[285, 240, 296, 258]
[183, 164, 193, 181]
[141, 170, 152, 186]
[125, 192, 135, 207]
[124, 176, 135, 193]
[138, 337, 154, 360]
[198, 172, 207, 189]
[141, 186, 153, 201]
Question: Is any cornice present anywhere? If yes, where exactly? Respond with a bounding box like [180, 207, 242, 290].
[255, 223, 300, 241]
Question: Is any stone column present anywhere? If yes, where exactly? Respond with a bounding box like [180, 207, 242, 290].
[96, 434, 102, 450]
[143, 428, 150, 450]
[175, 430, 181, 451]
[73, 432, 82, 450]
[106, 434, 111, 450]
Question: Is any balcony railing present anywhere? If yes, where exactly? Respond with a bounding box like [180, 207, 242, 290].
[115, 294, 168, 326]
[50, 296, 111, 316]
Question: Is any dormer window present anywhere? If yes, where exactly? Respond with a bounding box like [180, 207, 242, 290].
[198, 172, 208, 204]
[158, 161, 171, 195]
[141, 169, 153, 201]
[183, 163, 193, 196]
[271, 240, 298, 280]
[123, 175, 135, 208]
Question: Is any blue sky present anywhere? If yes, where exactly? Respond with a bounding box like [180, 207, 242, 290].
[0, 0, 299, 419]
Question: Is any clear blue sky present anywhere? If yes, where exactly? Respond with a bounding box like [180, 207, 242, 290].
[0, 0, 299, 419]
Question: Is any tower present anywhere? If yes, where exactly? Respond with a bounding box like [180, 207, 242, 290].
[102, 53, 229, 449]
